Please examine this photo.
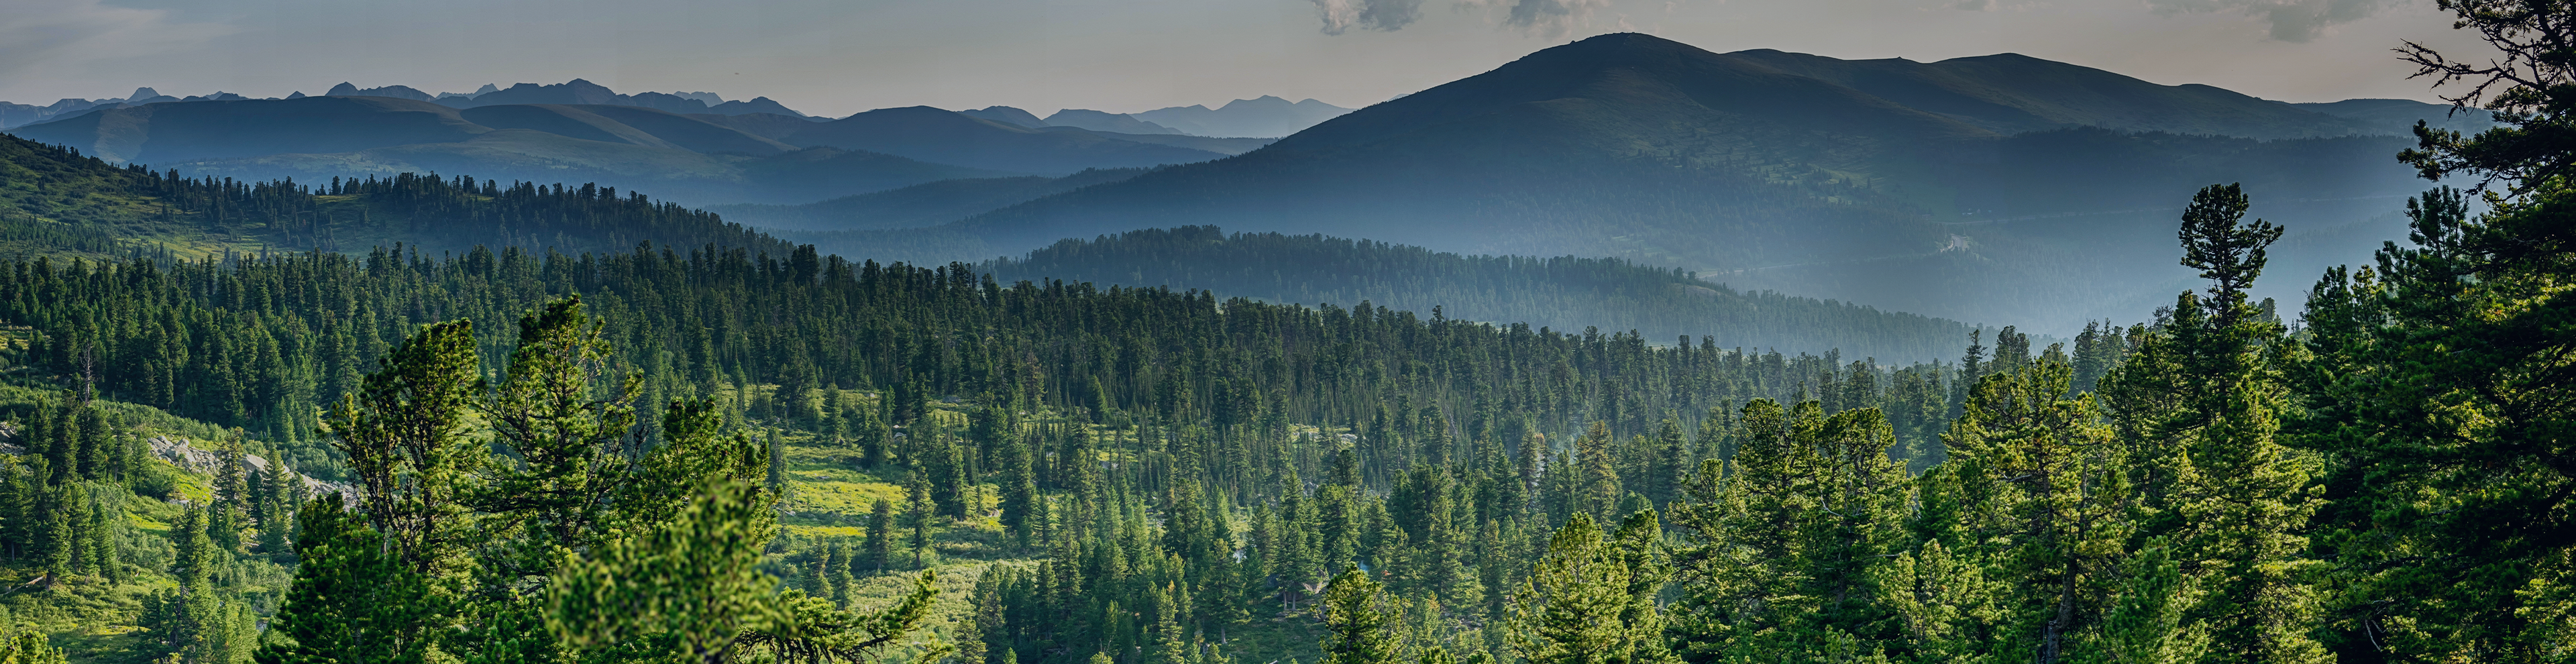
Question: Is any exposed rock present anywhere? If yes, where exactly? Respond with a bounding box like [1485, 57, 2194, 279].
[145, 435, 352, 498]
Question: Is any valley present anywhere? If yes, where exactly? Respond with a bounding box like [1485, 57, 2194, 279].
[0, 9, 2565, 664]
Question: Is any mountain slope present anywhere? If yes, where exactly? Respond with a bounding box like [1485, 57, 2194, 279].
[463, 104, 796, 154]
[0, 131, 793, 259]
[1721, 50, 2372, 138]
[987, 226, 1973, 361]
[171, 133, 1008, 205]
[892, 33, 2426, 330]
[949, 34, 1995, 264]
[1133, 96, 1354, 137]
[2293, 98, 2496, 135]
[6, 98, 1003, 205]
[962, 106, 1049, 127]
[9, 96, 489, 163]
[781, 107, 1232, 174]
[712, 168, 1152, 231]
[1042, 109, 1179, 134]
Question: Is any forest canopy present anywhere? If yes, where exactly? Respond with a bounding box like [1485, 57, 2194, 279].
[0, 1, 2567, 663]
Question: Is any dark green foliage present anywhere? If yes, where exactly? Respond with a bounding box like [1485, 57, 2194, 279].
[991, 227, 1970, 362]
[1324, 568, 1403, 664]
[252, 496, 437, 664]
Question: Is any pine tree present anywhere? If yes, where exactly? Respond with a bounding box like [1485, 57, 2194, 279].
[830, 540, 858, 607]
[2295, 5, 2576, 649]
[1508, 513, 1663, 664]
[0, 626, 68, 664]
[803, 545, 834, 598]
[906, 467, 934, 568]
[86, 492, 115, 581]
[1938, 362, 2131, 663]
[480, 296, 641, 563]
[868, 498, 896, 574]
[1646, 417, 1688, 506]
[253, 496, 437, 664]
[546, 479, 777, 661]
[258, 461, 298, 556]
[42, 486, 74, 582]
[2160, 184, 2326, 664]
[325, 319, 482, 574]
[1002, 437, 1041, 547]
[1571, 422, 1621, 523]
[1323, 567, 1403, 664]
[2094, 541, 2206, 664]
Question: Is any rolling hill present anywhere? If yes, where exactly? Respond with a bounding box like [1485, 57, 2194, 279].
[860, 33, 2434, 330]
[775, 107, 1234, 174]
[987, 226, 1976, 362]
[5, 96, 1242, 204]
[1133, 96, 1355, 137]
[4, 97, 1014, 205]
[710, 168, 1153, 231]
[0, 131, 794, 259]
[0, 127, 1970, 363]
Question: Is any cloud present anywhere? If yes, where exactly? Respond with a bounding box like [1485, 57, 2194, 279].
[1315, 0, 1620, 37]
[2144, 0, 2398, 42]
[1500, 0, 1614, 38]
[0, 0, 227, 84]
[1311, 0, 1428, 34]
[1950, 0, 2046, 11]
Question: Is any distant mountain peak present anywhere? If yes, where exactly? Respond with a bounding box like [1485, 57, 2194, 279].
[962, 106, 1049, 128]
[1135, 95, 1354, 137]
[326, 82, 435, 101]
[1044, 109, 1178, 135]
[127, 87, 160, 102]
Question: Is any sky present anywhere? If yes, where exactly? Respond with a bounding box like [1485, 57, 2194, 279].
[0, 0, 2502, 118]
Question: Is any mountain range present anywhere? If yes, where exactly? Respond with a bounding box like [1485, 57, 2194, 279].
[5, 95, 1263, 205]
[1, 35, 2493, 331]
[805, 34, 2478, 329]
[962, 96, 1356, 137]
[0, 80, 810, 130]
[331, 78, 812, 117]
[1132, 96, 1356, 137]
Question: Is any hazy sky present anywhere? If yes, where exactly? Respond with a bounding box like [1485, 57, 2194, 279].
[0, 0, 2500, 118]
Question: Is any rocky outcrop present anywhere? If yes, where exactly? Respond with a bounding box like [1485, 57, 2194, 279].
[144, 435, 352, 498]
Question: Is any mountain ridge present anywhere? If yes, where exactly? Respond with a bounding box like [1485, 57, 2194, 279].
[859, 33, 2436, 331]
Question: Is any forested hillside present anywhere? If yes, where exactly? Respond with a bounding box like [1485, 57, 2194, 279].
[0, 132, 787, 259]
[989, 227, 1973, 362]
[0, 97, 1020, 206]
[0, 223, 2101, 660]
[893, 34, 2429, 331]
[0, 3, 2567, 662]
[11, 160, 2555, 663]
[715, 168, 1152, 231]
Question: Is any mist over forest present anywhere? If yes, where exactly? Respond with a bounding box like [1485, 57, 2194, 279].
[0, 2, 2567, 663]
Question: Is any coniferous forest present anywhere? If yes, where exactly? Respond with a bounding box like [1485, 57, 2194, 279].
[0, 3, 2567, 664]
